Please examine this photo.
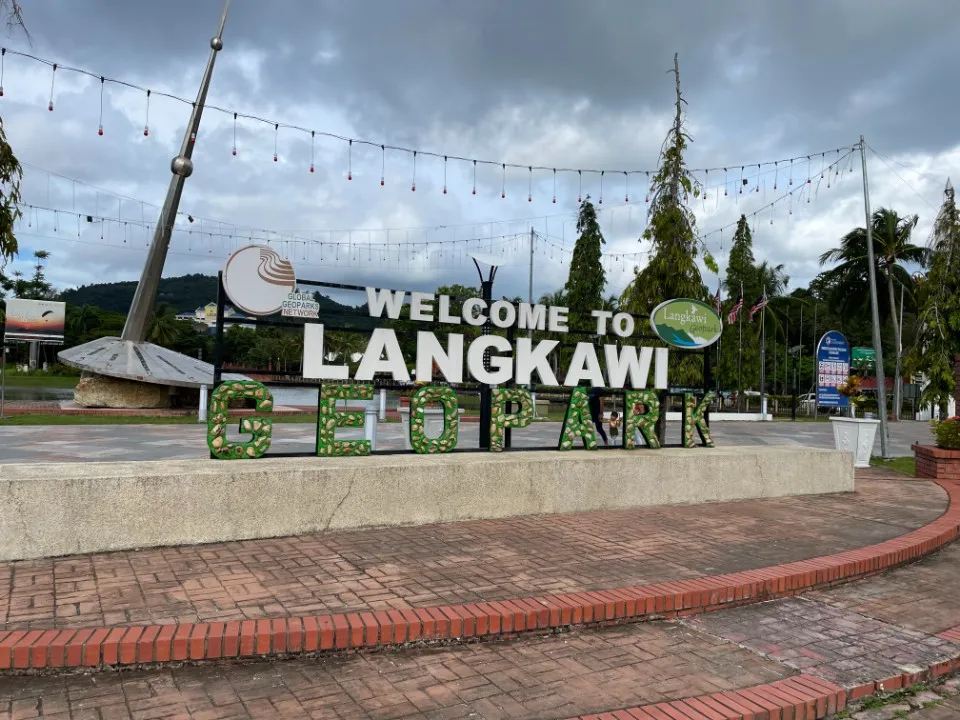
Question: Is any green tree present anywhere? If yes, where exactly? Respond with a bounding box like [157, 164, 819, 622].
[564, 198, 606, 332]
[147, 303, 180, 347]
[620, 53, 717, 317]
[909, 182, 960, 417]
[718, 216, 759, 404]
[0, 0, 26, 265]
[819, 208, 927, 419]
[620, 54, 717, 389]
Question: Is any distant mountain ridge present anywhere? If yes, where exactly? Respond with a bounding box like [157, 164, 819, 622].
[60, 274, 372, 327]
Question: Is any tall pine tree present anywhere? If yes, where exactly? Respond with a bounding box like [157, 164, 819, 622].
[620, 53, 717, 317]
[565, 198, 606, 332]
[719, 216, 761, 404]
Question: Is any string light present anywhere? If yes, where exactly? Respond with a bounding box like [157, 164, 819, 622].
[623, 171, 629, 203]
[598, 171, 604, 205]
[471, 160, 476, 196]
[143, 90, 150, 137]
[347, 139, 352, 181]
[552, 169, 556, 204]
[97, 77, 105, 136]
[411, 150, 417, 192]
[380, 145, 385, 186]
[309, 130, 315, 173]
[47, 62, 56, 111]
[272, 123, 278, 162]
[231, 112, 237, 156]
[0, 47, 859, 205]
[578, 170, 582, 204]
[527, 166, 532, 203]
[501, 163, 506, 199]
[443, 156, 447, 195]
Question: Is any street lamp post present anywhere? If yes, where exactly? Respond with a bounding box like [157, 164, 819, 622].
[789, 344, 802, 422]
[471, 255, 499, 450]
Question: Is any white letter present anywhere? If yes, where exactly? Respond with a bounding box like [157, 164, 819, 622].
[548, 306, 569, 332]
[517, 303, 546, 331]
[302, 324, 349, 380]
[603, 345, 653, 389]
[654, 347, 669, 389]
[354, 329, 411, 382]
[438, 295, 460, 325]
[365, 287, 406, 319]
[462, 297, 488, 327]
[490, 300, 517, 329]
[415, 332, 464, 383]
[592, 310, 613, 335]
[467, 335, 513, 385]
[515, 338, 559, 386]
[612, 313, 635, 338]
[410, 292, 435, 322]
[563, 342, 605, 387]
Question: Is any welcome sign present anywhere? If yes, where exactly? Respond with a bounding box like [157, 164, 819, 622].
[208, 245, 721, 460]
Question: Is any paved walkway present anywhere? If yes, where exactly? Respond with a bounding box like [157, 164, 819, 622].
[1, 476, 959, 719]
[0, 476, 944, 630]
[0, 419, 933, 462]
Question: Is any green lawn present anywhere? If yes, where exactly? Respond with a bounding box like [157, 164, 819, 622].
[4, 375, 79, 388]
[869, 455, 916, 477]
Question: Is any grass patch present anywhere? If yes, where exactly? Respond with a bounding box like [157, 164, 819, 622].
[3, 375, 79, 388]
[870, 455, 916, 477]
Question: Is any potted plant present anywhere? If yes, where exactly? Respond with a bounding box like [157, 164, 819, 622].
[913, 416, 960, 480]
[830, 376, 879, 468]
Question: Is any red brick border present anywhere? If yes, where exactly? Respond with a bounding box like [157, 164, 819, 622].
[568, 675, 849, 720]
[566, 647, 960, 719]
[915, 443, 960, 481]
[2, 479, 959, 673]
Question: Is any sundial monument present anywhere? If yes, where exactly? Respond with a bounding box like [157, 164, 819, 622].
[59, 1, 243, 407]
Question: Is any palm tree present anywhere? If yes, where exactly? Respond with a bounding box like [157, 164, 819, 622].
[148, 303, 180, 348]
[819, 208, 928, 420]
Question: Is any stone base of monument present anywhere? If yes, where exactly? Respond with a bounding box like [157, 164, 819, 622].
[0, 447, 854, 561]
[74, 373, 174, 409]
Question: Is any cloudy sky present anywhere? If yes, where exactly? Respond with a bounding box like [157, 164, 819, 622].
[0, 0, 956, 308]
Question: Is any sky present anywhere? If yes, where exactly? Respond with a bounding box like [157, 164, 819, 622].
[0, 0, 957, 309]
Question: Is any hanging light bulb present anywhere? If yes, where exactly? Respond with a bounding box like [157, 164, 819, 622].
[347, 139, 353, 180]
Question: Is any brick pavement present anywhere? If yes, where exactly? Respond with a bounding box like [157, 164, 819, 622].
[0, 622, 793, 720]
[0, 477, 944, 631]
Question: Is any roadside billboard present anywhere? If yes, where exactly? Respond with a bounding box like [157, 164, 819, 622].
[3, 298, 66, 344]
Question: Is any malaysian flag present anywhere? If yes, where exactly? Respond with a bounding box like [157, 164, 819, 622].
[727, 294, 744, 325]
[749, 294, 768, 321]
[713, 286, 722, 314]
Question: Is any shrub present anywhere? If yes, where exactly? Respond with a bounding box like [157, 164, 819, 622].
[935, 417, 960, 450]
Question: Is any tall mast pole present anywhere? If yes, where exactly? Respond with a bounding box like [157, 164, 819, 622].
[859, 136, 890, 458]
[121, 1, 232, 342]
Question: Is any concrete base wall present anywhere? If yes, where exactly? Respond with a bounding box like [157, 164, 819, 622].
[0, 447, 855, 561]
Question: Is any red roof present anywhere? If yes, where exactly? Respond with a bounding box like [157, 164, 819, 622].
[858, 376, 894, 390]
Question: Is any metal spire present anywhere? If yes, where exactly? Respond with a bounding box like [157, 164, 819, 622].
[121, 1, 231, 342]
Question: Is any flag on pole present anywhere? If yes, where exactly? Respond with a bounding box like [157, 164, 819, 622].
[749, 293, 769, 321]
[727, 294, 744, 325]
[713, 286, 722, 314]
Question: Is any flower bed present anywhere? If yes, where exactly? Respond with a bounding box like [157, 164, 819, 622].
[914, 416, 960, 480]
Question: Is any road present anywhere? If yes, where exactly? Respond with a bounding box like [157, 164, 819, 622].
[0, 418, 932, 463]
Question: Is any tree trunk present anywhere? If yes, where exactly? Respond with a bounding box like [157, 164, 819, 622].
[886, 272, 902, 421]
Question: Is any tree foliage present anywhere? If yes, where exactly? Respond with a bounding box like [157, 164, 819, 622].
[620, 53, 716, 320]
[910, 182, 960, 415]
[564, 198, 606, 332]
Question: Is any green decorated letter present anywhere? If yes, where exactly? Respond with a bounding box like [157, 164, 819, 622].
[207, 380, 274, 459]
[317, 384, 375, 456]
[682, 392, 716, 448]
[558, 386, 598, 450]
[489, 388, 534, 452]
[623, 389, 660, 449]
[409, 385, 460, 453]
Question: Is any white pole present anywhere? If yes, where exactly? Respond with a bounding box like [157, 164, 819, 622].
[0, 346, 6, 420]
[198, 384, 208, 423]
[364, 406, 378, 452]
[859, 136, 890, 457]
[760, 295, 767, 420]
[379, 387, 387, 421]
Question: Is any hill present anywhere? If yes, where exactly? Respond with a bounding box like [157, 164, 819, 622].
[60, 274, 375, 328]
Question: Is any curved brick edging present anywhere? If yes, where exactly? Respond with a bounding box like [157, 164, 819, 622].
[565, 643, 960, 719]
[1, 479, 958, 673]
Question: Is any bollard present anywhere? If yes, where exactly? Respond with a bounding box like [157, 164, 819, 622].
[379, 388, 387, 421]
[198, 384, 208, 423]
[364, 406, 378, 452]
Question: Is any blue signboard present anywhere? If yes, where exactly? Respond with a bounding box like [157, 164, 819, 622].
[816, 330, 850, 407]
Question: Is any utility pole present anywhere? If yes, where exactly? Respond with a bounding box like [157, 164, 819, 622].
[859, 136, 890, 458]
[528, 226, 536, 414]
[759, 291, 767, 420]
